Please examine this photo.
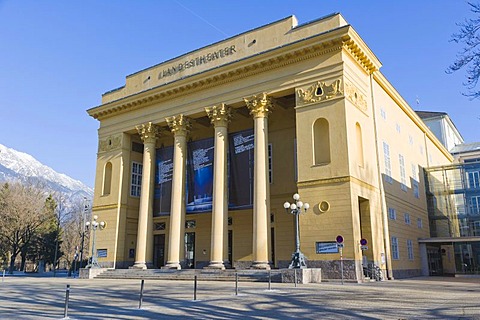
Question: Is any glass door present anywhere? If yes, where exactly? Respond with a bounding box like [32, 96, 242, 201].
[185, 232, 195, 269]
[153, 234, 165, 268]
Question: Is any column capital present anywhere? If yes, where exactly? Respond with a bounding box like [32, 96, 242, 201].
[205, 104, 232, 127]
[244, 93, 274, 118]
[136, 122, 160, 144]
[166, 114, 191, 137]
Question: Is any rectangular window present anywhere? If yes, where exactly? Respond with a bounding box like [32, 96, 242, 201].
[407, 240, 414, 260]
[383, 142, 392, 183]
[391, 236, 399, 260]
[399, 154, 407, 191]
[395, 123, 401, 133]
[404, 212, 411, 225]
[413, 180, 420, 198]
[131, 162, 143, 197]
[388, 207, 397, 220]
[468, 171, 480, 189]
[268, 143, 273, 184]
[417, 218, 423, 229]
[380, 108, 387, 120]
[470, 196, 480, 215]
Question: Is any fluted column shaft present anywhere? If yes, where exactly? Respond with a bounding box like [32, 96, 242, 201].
[205, 104, 232, 269]
[133, 122, 159, 269]
[244, 93, 273, 270]
[164, 115, 190, 269]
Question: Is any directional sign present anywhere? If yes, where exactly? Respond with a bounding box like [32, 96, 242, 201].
[361, 245, 368, 250]
[337, 243, 344, 248]
[336, 235, 344, 244]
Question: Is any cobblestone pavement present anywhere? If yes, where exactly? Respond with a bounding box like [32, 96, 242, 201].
[0, 275, 479, 319]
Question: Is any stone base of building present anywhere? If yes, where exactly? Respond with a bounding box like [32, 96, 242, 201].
[79, 267, 108, 279]
[280, 268, 322, 284]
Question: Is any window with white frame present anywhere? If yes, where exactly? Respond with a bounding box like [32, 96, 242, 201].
[407, 240, 414, 260]
[399, 154, 407, 191]
[131, 162, 143, 197]
[395, 123, 401, 133]
[404, 212, 411, 225]
[468, 171, 480, 189]
[388, 207, 397, 220]
[417, 218, 423, 229]
[383, 142, 392, 183]
[391, 236, 399, 260]
[380, 108, 387, 120]
[268, 143, 273, 184]
[470, 196, 480, 215]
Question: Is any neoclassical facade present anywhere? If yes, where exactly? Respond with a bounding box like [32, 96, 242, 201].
[88, 14, 453, 280]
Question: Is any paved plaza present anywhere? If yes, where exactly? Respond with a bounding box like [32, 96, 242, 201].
[0, 274, 479, 319]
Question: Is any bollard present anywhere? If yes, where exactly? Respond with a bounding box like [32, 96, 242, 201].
[138, 279, 145, 309]
[235, 272, 238, 296]
[294, 269, 297, 287]
[268, 270, 271, 290]
[193, 275, 197, 301]
[64, 284, 70, 319]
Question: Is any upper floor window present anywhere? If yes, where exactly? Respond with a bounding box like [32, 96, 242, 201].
[380, 108, 387, 120]
[404, 212, 411, 225]
[388, 207, 397, 220]
[383, 142, 392, 183]
[468, 171, 480, 189]
[131, 162, 143, 197]
[399, 154, 407, 191]
[417, 218, 423, 229]
[413, 180, 420, 198]
[356, 123, 364, 167]
[470, 196, 480, 215]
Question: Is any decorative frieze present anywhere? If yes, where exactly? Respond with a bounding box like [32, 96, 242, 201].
[98, 134, 122, 153]
[205, 104, 232, 127]
[136, 122, 160, 144]
[296, 79, 343, 105]
[345, 81, 368, 114]
[166, 114, 191, 136]
[244, 92, 274, 118]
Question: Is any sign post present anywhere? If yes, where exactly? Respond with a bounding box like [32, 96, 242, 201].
[336, 235, 344, 285]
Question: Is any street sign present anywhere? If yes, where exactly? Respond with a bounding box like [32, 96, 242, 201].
[361, 245, 368, 250]
[336, 235, 344, 244]
[360, 238, 368, 246]
[337, 243, 344, 248]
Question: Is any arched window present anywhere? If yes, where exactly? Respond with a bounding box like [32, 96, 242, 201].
[313, 118, 331, 165]
[103, 162, 112, 196]
[356, 122, 364, 167]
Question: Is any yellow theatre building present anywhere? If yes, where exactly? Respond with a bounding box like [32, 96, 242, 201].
[87, 13, 453, 280]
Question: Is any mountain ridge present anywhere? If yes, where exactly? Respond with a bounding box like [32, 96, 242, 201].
[0, 143, 94, 206]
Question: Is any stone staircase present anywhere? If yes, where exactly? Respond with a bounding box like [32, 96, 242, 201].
[95, 268, 284, 282]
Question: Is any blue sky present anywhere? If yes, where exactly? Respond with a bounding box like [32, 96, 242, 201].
[0, 1, 479, 188]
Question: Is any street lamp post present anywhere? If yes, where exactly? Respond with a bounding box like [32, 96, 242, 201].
[85, 215, 106, 268]
[283, 193, 310, 269]
[79, 198, 89, 269]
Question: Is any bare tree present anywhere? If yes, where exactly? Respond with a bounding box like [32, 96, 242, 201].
[447, 2, 480, 99]
[0, 183, 55, 274]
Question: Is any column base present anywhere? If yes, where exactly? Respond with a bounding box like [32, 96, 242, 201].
[204, 261, 225, 270]
[251, 261, 271, 270]
[130, 262, 147, 270]
[162, 262, 181, 270]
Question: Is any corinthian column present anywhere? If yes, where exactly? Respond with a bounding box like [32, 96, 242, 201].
[244, 93, 273, 270]
[133, 122, 159, 269]
[164, 114, 191, 269]
[205, 104, 232, 269]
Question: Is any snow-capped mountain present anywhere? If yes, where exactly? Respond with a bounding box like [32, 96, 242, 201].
[0, 143, 93, 206]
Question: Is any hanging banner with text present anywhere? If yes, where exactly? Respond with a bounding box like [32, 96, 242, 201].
[154, 146, 174, 216]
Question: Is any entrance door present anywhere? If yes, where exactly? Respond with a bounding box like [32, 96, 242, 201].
[228, 230, 233, 267]
[185, 232, 195, 269]
[153, 234, 165, 268]
[427, 246, 443, 275]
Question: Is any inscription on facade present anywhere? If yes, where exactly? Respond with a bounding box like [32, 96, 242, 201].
[158, 45, 236, 79]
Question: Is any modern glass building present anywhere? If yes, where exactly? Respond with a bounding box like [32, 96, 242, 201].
[424, 162, 480, 275]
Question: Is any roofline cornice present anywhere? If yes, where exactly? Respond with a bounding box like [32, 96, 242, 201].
[87, 26, 381, 121]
